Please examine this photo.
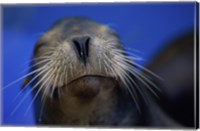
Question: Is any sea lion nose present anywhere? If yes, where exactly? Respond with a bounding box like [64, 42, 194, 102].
[72, 36, 90, 66]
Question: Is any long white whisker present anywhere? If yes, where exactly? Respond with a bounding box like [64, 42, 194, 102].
[114, 61, 153, 105]
[114, 56, 161, 93]
[129, 70, 158, 97]
[132, 68, 161, 92]
[20, 59, 52, 74]
[10, 65, 54, 116]
[2, 63, 54, 90]
[110, 49, 143, 61]
[113, 55, 162, 83]
[57, 66, 63, 99]
[12, 62, 54, 102]
[21, 56, 53, 66]
[131, 62, 163, 81]
[105, 46, 161, 81]
[24, 67, 55, 116]
[103, 54, 118, 79]
[38, 97, 46, 123]
[105, 47, 157, 106]
[117, 72, 141, 112]
[103, 53, 141, 111]
[112, 51, 143, 61]
[113, 62, 139, 99]
[41, 70, 55, 103]
[123, 47, 144, 54]
[49, 65, 60, 100]
[114, 56, 159, 95]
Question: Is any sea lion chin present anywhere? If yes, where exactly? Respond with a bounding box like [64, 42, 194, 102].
[67, 75, 117, 99]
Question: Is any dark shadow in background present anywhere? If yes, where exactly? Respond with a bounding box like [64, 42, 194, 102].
[147, 31, 196, 127]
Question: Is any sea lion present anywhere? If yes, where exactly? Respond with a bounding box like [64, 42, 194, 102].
[22, 17, 192, 127]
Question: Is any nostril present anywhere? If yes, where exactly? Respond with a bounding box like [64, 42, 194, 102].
[73, 40, 82, 57]
[72, 36, 90, 65]
[85, 37, 90, 57]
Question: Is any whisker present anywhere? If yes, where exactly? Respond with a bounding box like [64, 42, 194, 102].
[114, 56, 159, 95]
[117, 57, 160, 97]
[132, 68, 161, 92]
[105, 42, 143, 56]
[114, 62, 139, 98]
[38, 95, 46, 123]
[49, 66, 60, 100]
[57, 66, 64, 99]
[113, 53, 163, 81]
[119, 69, 139, 99]
[104, 54, 141, 111]
[57, 65, 63, 87]
[117, 73, 141, 112]
[42, 68, 57, 100]
[21, 56, 52, 66]
[115, 56, 161, 91]
[63, 63, 67, 85]
[24, 67, 55, 116]
[12, 62, 54, 102]
[111, 49, 143, 61]
[103, 54, 118, 79]
[125, 84, 141, 112]
[20, 59, 51, 74]
[131, 62, 163, 81]
[2, 63, 53, 90]
[97, 53, 102, 72]
[123, 47, 144, 54]
[129, 70, 158, 98]
[10, 64, 55, 116]
[42, 76, 54, 102]
[113, 51, 143, 61]
[104, 46, 160, 106]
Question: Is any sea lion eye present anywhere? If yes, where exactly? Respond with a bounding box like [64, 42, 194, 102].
[34, 41, 47, 54]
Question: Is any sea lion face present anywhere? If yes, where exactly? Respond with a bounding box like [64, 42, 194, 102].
[32, 18, 127, 99]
